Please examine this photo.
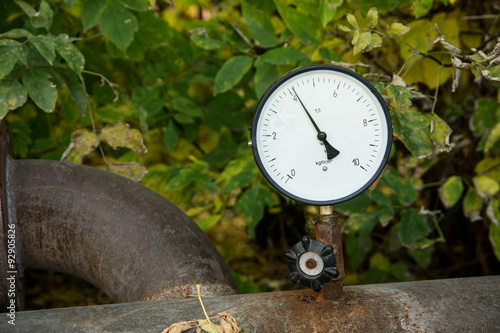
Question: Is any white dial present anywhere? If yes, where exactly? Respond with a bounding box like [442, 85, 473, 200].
[251, 65, 392, 205]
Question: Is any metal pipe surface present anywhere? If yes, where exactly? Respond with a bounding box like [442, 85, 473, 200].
[0, 117, 237, 311]
[9, 160, 238, 304]
[4, 276, 499, 332]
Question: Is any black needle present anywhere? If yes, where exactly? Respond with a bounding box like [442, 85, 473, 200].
[292, 87, 340, 159]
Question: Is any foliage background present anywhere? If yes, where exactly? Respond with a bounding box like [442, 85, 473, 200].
[1, 0, 499, 309]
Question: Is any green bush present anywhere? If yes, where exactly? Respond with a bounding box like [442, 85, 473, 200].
[1, 0, 499, 305]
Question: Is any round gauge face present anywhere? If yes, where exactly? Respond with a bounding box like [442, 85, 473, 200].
[251, 65, 392, 205]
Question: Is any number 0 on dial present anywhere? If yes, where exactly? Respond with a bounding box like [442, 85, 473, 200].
[251, 65, 392, 205]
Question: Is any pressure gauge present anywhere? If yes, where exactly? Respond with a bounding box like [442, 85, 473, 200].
[250, 65, 392, 205]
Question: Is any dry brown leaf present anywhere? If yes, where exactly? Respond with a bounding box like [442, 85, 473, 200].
[161, 321, 197, 333]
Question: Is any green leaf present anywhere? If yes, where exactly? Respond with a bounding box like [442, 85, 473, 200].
[471, 98, 499, 136]
[320, 0, 342, 26]
[214, 55, 253, 95]
[61, 128, 100, 163]
[163, 120, 178, 151]
[82, 0, 108, 31]
[463, 187, 483, 222]
[318, 47, 341, 62]
[366, 7, 378, 29]
[202, 140, 239, 166]
[381, 168, 417, 206]
[54, 34, 85, 77]
[28, 35, 55, 65]
[205, 92, 248, 131]
[197, 215, 221, 230]
[236, 184, 273, 238]
[390, 261, 414, 281]
[0, 41, 27, 79]
[100, 3, 138, 50]
[107, 162, 148, 182]
[242, 3, 279, 48]
[32, 0, 53, 29]
[64, 0, 78, 7]
[190, 34, 226, 50]
[0, 29, 32, 38]
[473, 175, 500, 198]
[390, 108, 433, 158]
[399, 209, 430, 246]
[413, 0, 433, 18]
[387, 84, 412, 108]
[348, 211, 381, 234]
[164, 160, 208, 191]
[0, 79, 27, 118]
[387, 22, 410, 37]
[254, 61, 279, 99]
[22, 68, 58, 113]
[99, 121, 147, 153]
[259, 48, 307, 65]
[357, 0, 411, 13]
[58, 68, 88, 115]
[274, 1, 323, 46]
[15, 0, 37, 17]
[218, 154, 258, 192]
[490, 222, 500, 261]
[119, 0, 148, 11]
[438, 175, 464, 208]
[346, 232, 372, 270]
[171, 96, 203, 118]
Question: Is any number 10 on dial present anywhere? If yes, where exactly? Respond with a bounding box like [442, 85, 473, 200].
[250, 65, 392, 205]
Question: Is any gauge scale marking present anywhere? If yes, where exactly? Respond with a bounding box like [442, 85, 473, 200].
[251, 65, 392, 205]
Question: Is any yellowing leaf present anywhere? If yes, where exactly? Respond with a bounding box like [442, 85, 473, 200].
[485, 122, 500, 152]
[463, 187, 483, 222]
[438, 175, 464, 208]
[475, 158, 500, 182]
[353, 31, 372, 55]
[366, 7, 378, 29]
[390, 108, 433, 158]
[100, 121, 147, 153]
[61, 128, 100, 163]
[428, 113, 452, 152]
[370, 252, 390, 272]
[490, 222, 500, 261]
[107, 162, 148, 182]
[387, 22, 410, 37]
[0, 78, 27, 118]
[346, 13, 358, 29]
[473, 175, 500, 198]
[487, 198, 500, 227]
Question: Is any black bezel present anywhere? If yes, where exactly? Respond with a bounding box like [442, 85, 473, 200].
[251, 64, 392, 206]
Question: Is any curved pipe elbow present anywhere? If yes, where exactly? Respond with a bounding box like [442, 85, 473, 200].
[2, 155, 237, 308]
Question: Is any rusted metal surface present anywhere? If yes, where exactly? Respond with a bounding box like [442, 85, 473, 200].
[315, 207, 344, 297]
[6, 159, 237, 306]
[5, 276, 499, 332]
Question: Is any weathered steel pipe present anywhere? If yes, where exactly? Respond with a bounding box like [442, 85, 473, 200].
[4, 276, 499, 332]
[0, 120, 237, 312]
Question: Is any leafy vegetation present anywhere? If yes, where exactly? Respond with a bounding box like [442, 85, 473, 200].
[1, 0, 499, 308]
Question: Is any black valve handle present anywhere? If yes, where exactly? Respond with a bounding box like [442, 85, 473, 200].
[285, 235, 339, 292]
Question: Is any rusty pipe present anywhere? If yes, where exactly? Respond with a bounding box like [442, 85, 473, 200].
[0, 121, 237, 311]
[4, 276, 499, 332]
